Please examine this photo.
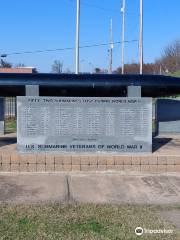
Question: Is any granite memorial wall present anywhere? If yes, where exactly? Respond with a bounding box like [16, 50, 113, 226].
[17, 97, 152, 153]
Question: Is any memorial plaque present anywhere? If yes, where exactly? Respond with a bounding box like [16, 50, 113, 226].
[17, 97, 152, 153]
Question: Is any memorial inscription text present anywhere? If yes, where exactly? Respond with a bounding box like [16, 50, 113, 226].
[17, 97, 152, 153]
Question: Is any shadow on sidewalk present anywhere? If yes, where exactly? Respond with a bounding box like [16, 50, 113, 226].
[153, 137, 172, 152]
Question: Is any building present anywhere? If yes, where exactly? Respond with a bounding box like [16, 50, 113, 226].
[0, 67, 37, 74]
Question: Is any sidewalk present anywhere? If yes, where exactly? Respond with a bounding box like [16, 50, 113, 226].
[0, 172, 180, 204]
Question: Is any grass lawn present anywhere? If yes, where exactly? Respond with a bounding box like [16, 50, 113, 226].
[5, 118, 16, 133]
[0, 204, 179, 240]
[170, 71, 180, 78]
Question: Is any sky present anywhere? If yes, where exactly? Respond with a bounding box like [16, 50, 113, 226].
[0, 0, 179, 73]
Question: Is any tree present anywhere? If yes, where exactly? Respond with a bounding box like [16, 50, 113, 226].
[32, 68, 38, 73]
[65, 68, 72, 73]
[115, 63, 159, 74]
[94, 68, 101, 74]
[116, 63, 139, 74]
[16, 63, 26, 68]
[0, 59, 12, 68]
[51, 60, 63, 73]
[114, 39, 180, 75]
[94, 68, 108, 74]
[158, 39, 180, 73]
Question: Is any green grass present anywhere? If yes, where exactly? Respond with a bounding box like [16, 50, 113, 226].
[0, 204, 179, 240]
[5, 118, 16, 133]
[170, 71, 180, 77]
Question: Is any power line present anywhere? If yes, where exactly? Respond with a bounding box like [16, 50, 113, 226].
[67, 0, 119, 13]
[66, 0, 139, 18]
[3, 40, 138, 57]
[81, 1, 119, 13]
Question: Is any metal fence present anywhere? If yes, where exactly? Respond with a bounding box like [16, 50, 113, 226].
[5, 97, 16, 118]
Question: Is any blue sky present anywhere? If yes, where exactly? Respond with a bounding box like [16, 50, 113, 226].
[0, 0, 179, 72]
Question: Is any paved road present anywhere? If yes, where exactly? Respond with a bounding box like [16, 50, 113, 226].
[0, 172, 180, 204]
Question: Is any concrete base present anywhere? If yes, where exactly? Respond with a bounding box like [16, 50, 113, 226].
[0, 134, 180, 173]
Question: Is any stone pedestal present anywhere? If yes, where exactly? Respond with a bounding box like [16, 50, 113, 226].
[0, 98, 4, 135]
[127, 86, 141, 97]
[26, 85, 39, 96]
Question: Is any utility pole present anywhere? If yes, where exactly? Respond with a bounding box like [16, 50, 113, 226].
[121, 0, 125, 74]
[139, 0, 143, 74]
[75, 0, 80, 74]
[109, 18, 113, 74]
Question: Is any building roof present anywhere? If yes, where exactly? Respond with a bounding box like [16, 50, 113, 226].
[0, 67, 35, 74]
